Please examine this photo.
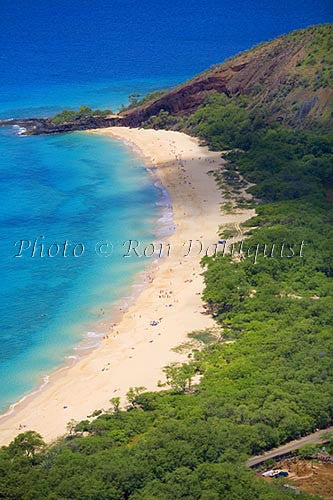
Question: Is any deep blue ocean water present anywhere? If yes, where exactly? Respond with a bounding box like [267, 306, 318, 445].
[0, 0, 331, 412]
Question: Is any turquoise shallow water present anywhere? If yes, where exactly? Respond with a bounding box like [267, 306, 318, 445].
[0, 125, 167, 412]
[1, 0, 329, 415]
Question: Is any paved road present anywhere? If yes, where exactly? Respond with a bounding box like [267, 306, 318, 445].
[247, 426, 333, 467]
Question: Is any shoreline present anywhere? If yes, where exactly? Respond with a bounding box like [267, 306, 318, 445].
[0, 132, 172, 423]
[0, 261, 161, 422]
[0, 192, 169, 422]
[0, 127, 254, 445]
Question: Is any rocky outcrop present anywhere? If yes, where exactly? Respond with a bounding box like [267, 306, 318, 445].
[121, 76, 231, 126]
[1, 25, 331, 135]
[121, 24, 333, 127]
[0, 116, 123, 135]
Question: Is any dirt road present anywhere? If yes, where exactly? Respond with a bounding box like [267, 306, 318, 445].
[247, 426, 333, 467]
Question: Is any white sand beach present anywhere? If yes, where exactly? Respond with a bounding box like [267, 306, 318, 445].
[0, 128, 254, 445]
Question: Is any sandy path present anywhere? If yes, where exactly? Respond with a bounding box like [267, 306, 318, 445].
[0, 128, 253, 445]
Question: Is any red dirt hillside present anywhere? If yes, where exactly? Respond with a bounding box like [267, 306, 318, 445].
[121, 24, 333, 128]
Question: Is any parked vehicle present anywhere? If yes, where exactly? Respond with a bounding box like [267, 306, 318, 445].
[261, 469, 289, 478]
[273, 471, 289, 478]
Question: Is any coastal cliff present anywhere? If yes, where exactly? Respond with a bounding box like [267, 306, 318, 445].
[122, 24, 332, 127]
[1, 24, 331, 134]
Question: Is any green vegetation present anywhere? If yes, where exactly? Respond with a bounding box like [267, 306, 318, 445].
[51, 105, 112, 125]
[1, 93, 331, 500]
[297, 434, 333, 458]
[184, 92, 332, 201]
[296, 444, 323, 459]
[145, 108, 180, 129]
[188, 328, 221, 345]
[186, 94, 254, 150]
[1, 26, 333, 500]
[0, 394, 318, 500]
[227, 24, 333, 93]
[219, 224, 240, 239]
[120, 90, 168, 112]
[294, 24, 333, 89]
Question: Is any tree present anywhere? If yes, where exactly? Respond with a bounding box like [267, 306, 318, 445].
[8, 431, 45, 459]
[66, 419, 78, 436]
[109, 397, 121, 415]
[76, 105, 93, 118]
[163, 362, 196, 393]
[128, 93, 141, 107]
[51, 109, 76, 124]
[126, 386, 147, 408]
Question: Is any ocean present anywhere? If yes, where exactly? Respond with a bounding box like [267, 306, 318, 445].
[0, 0, 330, 412]
[0, 125, 174, 412]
